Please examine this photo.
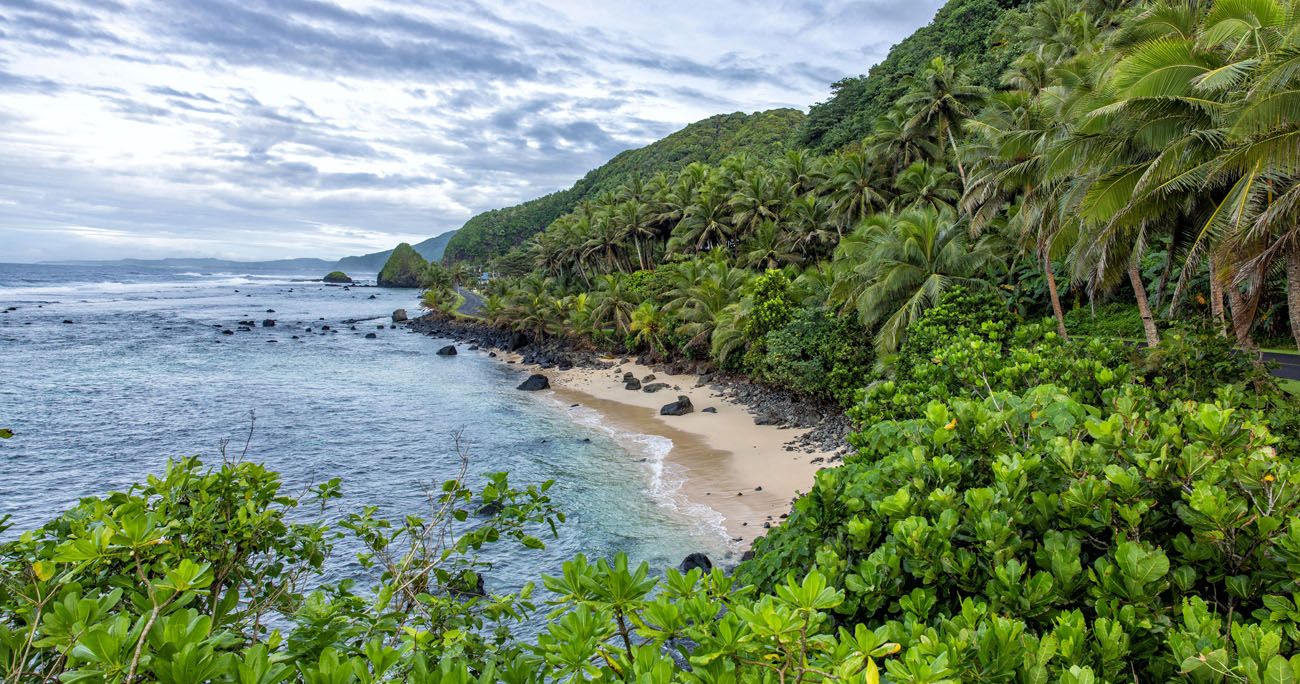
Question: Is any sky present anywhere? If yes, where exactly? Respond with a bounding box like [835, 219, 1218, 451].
[0, 0, 945, 263]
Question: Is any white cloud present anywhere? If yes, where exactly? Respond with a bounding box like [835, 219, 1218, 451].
[0, 0, 943, 262]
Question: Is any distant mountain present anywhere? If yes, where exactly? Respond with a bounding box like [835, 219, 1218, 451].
[49, 257, 337, 274]
[442, 109, 805, 264]
[334, 231, 457, 273]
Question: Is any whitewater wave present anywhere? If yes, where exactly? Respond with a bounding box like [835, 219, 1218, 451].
[0, 274, 297, 299]
[554, 399, 733, 547]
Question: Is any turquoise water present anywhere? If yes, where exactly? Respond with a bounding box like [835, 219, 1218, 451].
[0, 263, 732, 589]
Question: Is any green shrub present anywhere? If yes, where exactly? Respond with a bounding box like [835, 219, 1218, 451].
[1064, 303, 1145, 339]
[377, 243, 428, 288]
[0, 457, 911, 681]
[761, 308, 875, 406]
[743, 381, 1300, 681]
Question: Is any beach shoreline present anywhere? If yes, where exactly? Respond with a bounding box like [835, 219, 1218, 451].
[408, 313, 845, 548]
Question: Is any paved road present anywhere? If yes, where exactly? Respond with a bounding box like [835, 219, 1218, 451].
[1262, 351, 1300, 381]
[456, 286, 485, 317]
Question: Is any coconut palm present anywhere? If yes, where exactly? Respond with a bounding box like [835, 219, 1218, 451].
[589, 274, 640, 336]
[829, 151, 891, 235]
[670, 185, 735, 254]
[892, 161, 961, 213]
[783, 194, 838, 261]
[830, 207, 996, 352]
[898, 56, 988, 187]
[740, 220, 799, 270]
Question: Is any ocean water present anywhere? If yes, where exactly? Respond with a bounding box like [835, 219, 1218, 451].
[0, 263, 732, 593]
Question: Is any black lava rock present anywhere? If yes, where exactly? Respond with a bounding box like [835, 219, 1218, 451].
[517, 374, 549, 391]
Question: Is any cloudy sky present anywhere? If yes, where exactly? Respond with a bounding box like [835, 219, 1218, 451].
[0, 0, 944, 262]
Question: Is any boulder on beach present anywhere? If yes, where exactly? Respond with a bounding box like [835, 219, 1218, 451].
[507, 332, 529, 351]
[660, 395, 694, 416]
[622, 372, 636, 383]
[624, 378, 642, 391]
[678, 553, 713, 574]
[436, 345, 457, 356]
[392, 309, 408, 323]
[702, 407, 717, 413]
[642, 383, 670, 393]
[517, 374, 549, 391]
[323, 271, 352, 284]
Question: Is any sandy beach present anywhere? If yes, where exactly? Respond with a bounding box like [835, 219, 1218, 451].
[504, 353, 832, 547]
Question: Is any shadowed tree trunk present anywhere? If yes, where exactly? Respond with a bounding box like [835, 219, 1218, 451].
[1209, 252, 1226, 336]
[1045, 252, 1068, 339]
[1129, 260, 1160, 347]
[1288, 245, 1300, 352]
[1227, 276, 1260, 349]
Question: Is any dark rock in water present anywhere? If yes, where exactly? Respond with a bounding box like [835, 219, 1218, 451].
[469, 345, 479, 350]
[389, 324, 396, 329]
[436, 345, 457, 356]
[679, 553, 712, 574]
[322, 325, 331, 331]
[507, 332, 529, 351]
[660, 395, 694, 416]
[365, 332, 378, 339]
[517, 374, 549, 391]
[368, 294, 377, 299]
[377, 324, 385, 329]
[702, 407, 717, 413]
[625, 378, 642, 391]
[350, 326, 357, 330]
[221, 329, 234, 336]
[642, 383, 670, 393]
[262, 319, 275, 327]
[488, 352, 497, 357]
[62, 319, 74, 324]
[266, 309, 275, 313]
[237, 326, 251, 332]
[392, 309, 408, 322]
[754, 413, 781, 426]
[292, 335, 299, 339]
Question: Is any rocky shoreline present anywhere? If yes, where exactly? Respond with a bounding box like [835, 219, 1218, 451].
[406, 313, 852, 456]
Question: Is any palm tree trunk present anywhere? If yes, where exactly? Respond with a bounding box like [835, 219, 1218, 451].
[1044, 252, 1069, 340]
[1288, 244, 1300, 352]
[946, 126, 968, 189]
[1129, 260, 1160, 347]
[1227, 279, 1259, 349]
[1209, 252, 1226, 336]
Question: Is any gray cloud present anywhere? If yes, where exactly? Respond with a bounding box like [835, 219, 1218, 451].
[0, 0, 945, 261]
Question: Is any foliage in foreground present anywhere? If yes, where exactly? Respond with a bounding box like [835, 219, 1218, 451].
[0, 451, 901, 682]
[742, 292, 1300, 681]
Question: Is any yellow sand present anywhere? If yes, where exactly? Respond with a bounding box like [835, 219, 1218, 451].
[501, 353, 831, 546]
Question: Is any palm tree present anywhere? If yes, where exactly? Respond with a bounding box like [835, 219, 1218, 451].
[829, 151, 891, 235]
[670, 185, 734, 254]
[866, 109, 941, 178]
[729, 172, 787, 239]
[783, 195, 837, 261]
[778, 149, 826, 196]
[630, 301, 670, 354]
[898, 56, 988, 187]
[590, 274, 639, 336]
[892, 161, 961, 213]
[830, 207, 995, 352]
[740, 220, 799, 270]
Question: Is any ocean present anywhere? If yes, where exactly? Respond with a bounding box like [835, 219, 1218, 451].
[0, 263, 732, 592]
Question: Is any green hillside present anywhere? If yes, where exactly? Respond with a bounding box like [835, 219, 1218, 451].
[442, 108, 805, 264]
[799, 0, 1035, 151]
[335, 230, 456, 273]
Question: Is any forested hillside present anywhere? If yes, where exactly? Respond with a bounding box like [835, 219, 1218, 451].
[441, 109, 805, 264]
[334, 230, 456, 273]
[799, 0, 1036, 151]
